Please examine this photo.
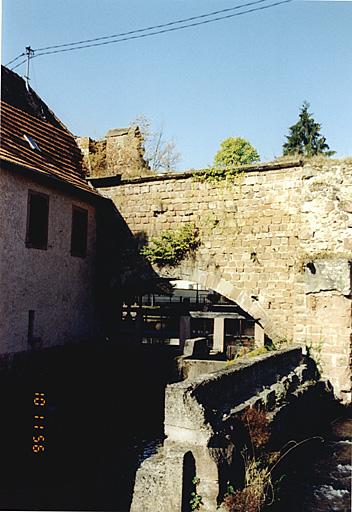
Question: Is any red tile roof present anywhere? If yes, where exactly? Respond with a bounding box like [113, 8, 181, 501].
[0, 100, 98, 195]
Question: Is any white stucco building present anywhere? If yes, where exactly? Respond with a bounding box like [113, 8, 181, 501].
[0, 66, 105, 354]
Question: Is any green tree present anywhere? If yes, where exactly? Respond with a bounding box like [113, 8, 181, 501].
[214, 137, 260, 168]
[283, 101, 335, 157]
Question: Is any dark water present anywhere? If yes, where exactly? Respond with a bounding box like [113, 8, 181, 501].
[269, 413, 351, 512]
[0, 342, 176, 511]
[1, 343, 350, 512]
[301, 417, 351, 512]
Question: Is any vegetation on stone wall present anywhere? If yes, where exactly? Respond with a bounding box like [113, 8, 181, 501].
[87, 140, 106, 175]
[140, 223, 200, 267]
[223, 408, 276, 512]
[190, 477, 203, 511]
[193, 137, 259, 184]
[214, 137, 260, 168]
[222, 407, 324, 512]
[193, 165, 244, 184]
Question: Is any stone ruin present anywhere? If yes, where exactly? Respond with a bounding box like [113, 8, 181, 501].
[76, 126, 154, 180]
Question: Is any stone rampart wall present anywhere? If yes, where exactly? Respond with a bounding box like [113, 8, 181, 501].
[98, 159, 352, 398]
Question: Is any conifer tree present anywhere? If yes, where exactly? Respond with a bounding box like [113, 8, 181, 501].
[283, 101, 335, 157]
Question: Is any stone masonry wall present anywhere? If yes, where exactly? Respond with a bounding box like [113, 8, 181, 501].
[76, 126, 152, 180]
[98, 159, 352, 399]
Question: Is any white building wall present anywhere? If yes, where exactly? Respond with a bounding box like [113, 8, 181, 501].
[0, 167, 99, 354]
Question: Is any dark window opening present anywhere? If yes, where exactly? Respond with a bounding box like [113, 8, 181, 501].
[71, 207, 88, 258]
[26, 191, 49, 250]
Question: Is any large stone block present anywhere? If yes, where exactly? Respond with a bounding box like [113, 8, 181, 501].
[304, 259, 351, 296]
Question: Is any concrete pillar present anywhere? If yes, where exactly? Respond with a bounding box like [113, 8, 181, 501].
[179, 316, 191, 352]
[213, 317, 225, 353]
[254, 323, 265, 347]
[194, 447, 221, 512]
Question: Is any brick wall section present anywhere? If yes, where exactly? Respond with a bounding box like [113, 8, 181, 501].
[97, 159, 352, 399]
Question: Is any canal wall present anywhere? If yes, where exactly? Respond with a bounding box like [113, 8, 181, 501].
[95, 159, 352, 401]
[130, 346, 335, 512]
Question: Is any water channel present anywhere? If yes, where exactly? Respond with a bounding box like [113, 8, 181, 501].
[0, 341, 350, 511]
[0, 341, 173, 511]
[266, 405, 351, 512]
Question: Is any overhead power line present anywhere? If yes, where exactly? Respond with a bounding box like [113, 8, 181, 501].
[32, 0, 292, 59]
[10, 59, 27, 71]
[7, 0, 292, 70]
[4, 52, 25, 67]
[34, 0, 270, 52]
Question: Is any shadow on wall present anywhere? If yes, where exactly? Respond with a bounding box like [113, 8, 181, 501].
[182, 451, 197, 512]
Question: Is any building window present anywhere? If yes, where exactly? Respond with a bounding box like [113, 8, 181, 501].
[71, 206, 88, 258]
[26, 191, 49, 250]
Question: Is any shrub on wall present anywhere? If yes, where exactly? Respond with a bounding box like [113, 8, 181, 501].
[140, 223, 200, 267]
[214, 137, 260, 167]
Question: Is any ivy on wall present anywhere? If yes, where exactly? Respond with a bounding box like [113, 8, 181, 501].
[193, 166, 244, 184]
[140, 223, 200, 267]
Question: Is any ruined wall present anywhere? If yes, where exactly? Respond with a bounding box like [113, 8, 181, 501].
[0, 167, 99, 354]
[97, 159, 352, 399]
[76, 126, 152, 180]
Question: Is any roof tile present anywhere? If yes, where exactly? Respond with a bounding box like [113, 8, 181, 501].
[0, 100, 98, 195]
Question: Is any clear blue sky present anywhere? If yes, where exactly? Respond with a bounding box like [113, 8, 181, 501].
[2, 0, 351, 170]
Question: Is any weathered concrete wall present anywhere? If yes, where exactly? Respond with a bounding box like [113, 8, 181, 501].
[131, 347, 322, 512]
[180, 358, 228, 381]
[97, 159, 352, 400]
[0, 167, 99, 354]
[177, 337, 227, 380]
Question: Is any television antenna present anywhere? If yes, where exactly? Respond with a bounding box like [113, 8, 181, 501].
[24, 46, 34, 91]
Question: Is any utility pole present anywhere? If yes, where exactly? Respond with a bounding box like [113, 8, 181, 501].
[25, 46, 34, 91]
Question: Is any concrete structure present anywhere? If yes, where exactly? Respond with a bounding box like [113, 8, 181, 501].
[131, 346, 327, 512]
[94, 159, 352, 400]
[177, 337, 228, 380]
[189, 311, 249, 353]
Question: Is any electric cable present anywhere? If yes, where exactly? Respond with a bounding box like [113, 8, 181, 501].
[4, 52, 26, 67]
[10, 59, 27, 71]
[34, 0, 270, 52]
[32, 0, 292, 59]
[5, 0, 292, 68]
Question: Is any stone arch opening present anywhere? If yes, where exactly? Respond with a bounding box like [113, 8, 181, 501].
[153, 265, 273, 349]
[170, 267, 269, 330]
[120, 266, 274, 352]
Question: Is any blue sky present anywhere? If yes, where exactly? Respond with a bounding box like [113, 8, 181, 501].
[2, 0, 351, 170]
